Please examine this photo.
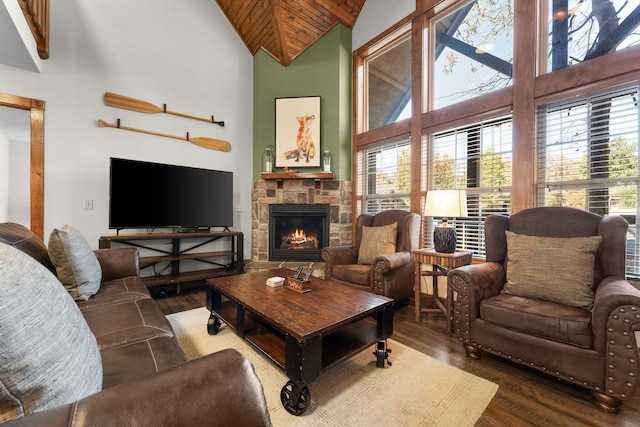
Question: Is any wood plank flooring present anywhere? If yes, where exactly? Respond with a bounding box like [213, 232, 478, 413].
[155, 286, 640, 426]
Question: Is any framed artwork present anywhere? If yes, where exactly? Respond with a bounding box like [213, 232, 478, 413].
[275, 96, 321, 168]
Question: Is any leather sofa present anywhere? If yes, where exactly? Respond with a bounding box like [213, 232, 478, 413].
[0, 222, 271, 426]
[448, 207, 640, 413]
[322, 209, 420, 301]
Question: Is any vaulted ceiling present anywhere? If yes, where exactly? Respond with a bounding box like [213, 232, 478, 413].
[215, 0, 366, 66]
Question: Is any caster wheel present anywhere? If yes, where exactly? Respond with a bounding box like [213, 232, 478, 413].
[280, 381, 310, 416]
[207, 315, 221, 335]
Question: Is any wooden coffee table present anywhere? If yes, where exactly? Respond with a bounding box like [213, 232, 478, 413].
[205, 268, 394, 416]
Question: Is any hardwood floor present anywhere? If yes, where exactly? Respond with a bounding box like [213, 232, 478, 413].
[155, 286, 640, 426]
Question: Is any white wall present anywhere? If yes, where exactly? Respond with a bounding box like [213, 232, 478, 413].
[0, 134, 8, 221]
[0, 0, 254, 255]
[8, 138, 29, 225]
[352, 0, 415, 50]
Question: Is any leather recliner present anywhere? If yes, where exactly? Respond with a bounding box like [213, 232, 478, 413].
[448, 207, 640, 413]
[322, 209, 420, 301]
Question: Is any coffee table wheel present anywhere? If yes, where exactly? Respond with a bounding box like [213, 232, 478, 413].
[373, 340, 392, 368]
[207, 314, 221, 335]
[280, 381, 310, 416]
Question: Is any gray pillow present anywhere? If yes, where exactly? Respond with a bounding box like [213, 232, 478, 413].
[0, 243, 102, 422]
[48, 225, 102, 301]
[358, 222, 398, 265]
[502, 230, 602, 310]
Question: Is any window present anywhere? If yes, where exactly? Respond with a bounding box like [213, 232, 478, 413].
[432, 0, 514, 109]
[426, 116, 513, 256]
[357, 140, 412, 216]
[537, 83, 640, 277]
[546, 0, 640, 72]
[363, 26, 412, 131]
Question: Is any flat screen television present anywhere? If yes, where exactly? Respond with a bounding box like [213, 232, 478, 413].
[109, 158, 233, 231]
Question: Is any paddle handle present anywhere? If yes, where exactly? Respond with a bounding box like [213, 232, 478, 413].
[97, 119, 231, 152]
[164, 108, 225, 126]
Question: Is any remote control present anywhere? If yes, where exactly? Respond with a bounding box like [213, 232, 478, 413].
[303, 268, 313, 281]
[293, 265, 304, 279]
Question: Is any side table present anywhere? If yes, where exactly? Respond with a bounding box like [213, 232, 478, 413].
[412, 248, 473, 332]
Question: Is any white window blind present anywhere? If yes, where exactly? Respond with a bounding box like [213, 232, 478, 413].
[360, 140, 412, 214]
[426, 116, 513, 256]
[537, 83, 640, 277]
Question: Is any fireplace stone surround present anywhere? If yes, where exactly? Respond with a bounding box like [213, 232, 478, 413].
[251, 179, 352, 262]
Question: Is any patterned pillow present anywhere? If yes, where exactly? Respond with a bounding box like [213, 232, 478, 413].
[0, 243, 102, 422]
[358, 222, 398, 265]
[501, 230, 602, 310]
[48, 225, 102, 301]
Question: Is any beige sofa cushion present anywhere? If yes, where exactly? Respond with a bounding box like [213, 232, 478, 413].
[49, 225, 102, 301]
[502, 231, 602, 310]
[0, 243, 102, 422]
[358, 222, 397, 265]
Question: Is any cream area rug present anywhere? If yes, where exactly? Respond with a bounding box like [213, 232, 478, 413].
[167, 307, 498, 427]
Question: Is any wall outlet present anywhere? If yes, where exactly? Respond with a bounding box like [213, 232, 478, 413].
[84, 200, 93, 210]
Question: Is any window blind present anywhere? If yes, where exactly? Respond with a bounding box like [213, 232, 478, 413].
[426, 116, 513, 257]
[360, 140, 412, 214]
[537, 83, 640, 277]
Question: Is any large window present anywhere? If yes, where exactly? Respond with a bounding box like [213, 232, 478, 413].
[426, 116, 513, 256]
[363, 25, 412, 131]
[357, 140, 412, 216]
[537, 83, 640, 276]
[546, 0, 640, 72]
[432, 0, 514, 109]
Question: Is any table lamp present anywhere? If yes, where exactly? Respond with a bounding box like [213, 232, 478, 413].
[424, 190, 467, 253]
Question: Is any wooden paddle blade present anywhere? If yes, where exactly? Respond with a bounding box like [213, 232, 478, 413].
[190, 137, 231, 152]
[104, 92, 163, 114]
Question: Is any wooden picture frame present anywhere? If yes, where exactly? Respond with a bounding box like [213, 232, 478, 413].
[275, 96, 321, 168]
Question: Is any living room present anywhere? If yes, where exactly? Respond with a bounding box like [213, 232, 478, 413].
[2, 0, 640, 425]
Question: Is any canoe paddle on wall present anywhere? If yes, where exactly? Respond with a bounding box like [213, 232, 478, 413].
[103, 92, 225, 126]
[97, 119, 231, 152]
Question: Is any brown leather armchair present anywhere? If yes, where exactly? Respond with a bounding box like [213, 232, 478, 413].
[322, 209, 420, 301]
[448, 207, 640, 413]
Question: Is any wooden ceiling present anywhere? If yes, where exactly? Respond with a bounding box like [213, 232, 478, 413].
[215, 0, 366, 66]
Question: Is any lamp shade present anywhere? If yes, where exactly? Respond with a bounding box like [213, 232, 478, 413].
[424, 190, 467, 218]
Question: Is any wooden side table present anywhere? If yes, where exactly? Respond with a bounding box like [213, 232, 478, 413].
[412, 248, 473, 332]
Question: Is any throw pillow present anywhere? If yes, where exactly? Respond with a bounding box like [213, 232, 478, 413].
[48, 225, 102, 301]
[358, 222, 398, 265]
[0, 243, 102, 422]
[501, 230, 602, 310]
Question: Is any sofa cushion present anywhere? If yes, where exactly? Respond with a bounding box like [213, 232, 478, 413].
[0, 222, 56, 274]
[481, 294, 593, 349]
[82, 298, 176, 350]
[332, 264, 371, 285]
[100, 336, 188, 389]
[357, 222, 397, 265]
[0, 243, 102, 422]
[48, 225, 102, 301]
[76, 276, 151, 311]
[502, 231, 602, 310]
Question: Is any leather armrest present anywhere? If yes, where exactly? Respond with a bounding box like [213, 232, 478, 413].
[3, 349, 272, 427]
[94, 248, 140, 282]
[448, 262, 505, 342]
[373, 251, 410, 273]
[322, 246, 358, 279]
[592, 277, 640, 353]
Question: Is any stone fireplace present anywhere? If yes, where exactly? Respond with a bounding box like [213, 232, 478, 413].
[251, 179, 352, 262]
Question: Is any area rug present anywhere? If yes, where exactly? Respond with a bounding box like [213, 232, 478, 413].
[167, 307, 498, 426]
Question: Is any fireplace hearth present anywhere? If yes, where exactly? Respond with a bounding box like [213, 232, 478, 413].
[269, 204, 330, 261]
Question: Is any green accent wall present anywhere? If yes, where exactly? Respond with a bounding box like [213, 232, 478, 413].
[253, 24, 352, 180]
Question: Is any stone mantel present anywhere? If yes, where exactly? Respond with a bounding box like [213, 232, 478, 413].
[251, 178, 352, 261]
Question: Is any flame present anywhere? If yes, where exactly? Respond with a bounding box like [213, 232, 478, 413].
[284, 228, 318, 248]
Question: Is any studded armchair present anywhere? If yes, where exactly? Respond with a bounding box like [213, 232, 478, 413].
[322, 210, 420, 301]
[448, 207, 640, 413]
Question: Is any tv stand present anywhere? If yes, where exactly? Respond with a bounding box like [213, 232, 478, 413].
[99, 230, 243, 292]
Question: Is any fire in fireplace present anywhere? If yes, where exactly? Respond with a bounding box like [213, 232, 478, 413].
[269, 204, 330, 261]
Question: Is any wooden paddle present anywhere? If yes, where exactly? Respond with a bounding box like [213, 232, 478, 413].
[103, 92, 225, 126]
[97, 119, 231, 152]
